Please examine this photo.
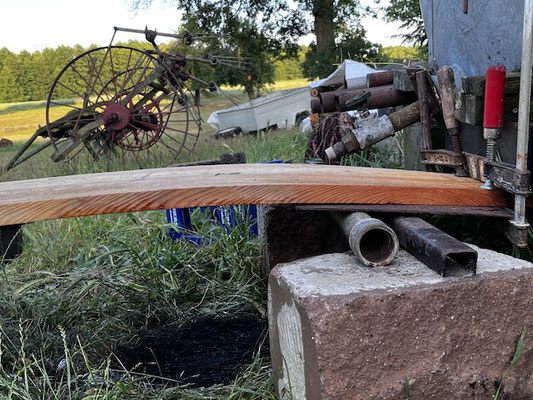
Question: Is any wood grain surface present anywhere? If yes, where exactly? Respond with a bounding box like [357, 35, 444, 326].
[0, 164, 509, 226]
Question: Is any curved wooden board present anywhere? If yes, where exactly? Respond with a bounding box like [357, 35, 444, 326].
[0, 164, 509, 226]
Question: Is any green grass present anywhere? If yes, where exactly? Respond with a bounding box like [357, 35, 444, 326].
[0, 83, 313, 398]
[0, 211, 275, 398]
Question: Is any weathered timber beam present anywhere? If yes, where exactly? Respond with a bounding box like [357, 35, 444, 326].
[0, 164, 508, 226]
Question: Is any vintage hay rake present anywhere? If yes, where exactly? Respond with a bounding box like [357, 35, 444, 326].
[4, 27, 245, 172]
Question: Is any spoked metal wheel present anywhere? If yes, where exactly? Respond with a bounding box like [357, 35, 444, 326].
[45, 45, 201, 170]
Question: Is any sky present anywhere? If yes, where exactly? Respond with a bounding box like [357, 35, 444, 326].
[0, 0, 405, 54]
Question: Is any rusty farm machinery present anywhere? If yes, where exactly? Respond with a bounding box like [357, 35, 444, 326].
[4, 27, 246, 172]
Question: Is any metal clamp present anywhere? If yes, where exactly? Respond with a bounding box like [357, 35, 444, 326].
[506, 221, 529, 248]
[421, 150, 467, 168]
[483, 160, 532, 196]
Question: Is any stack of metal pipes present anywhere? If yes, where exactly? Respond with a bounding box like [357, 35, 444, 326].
[310, 70, 416, 114]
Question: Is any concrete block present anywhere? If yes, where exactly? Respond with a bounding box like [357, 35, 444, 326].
[257, 205, 349, 273]
[268, 246, 533, 399]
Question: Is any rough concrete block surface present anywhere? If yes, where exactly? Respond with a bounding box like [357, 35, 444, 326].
[268, 246, 533, 399]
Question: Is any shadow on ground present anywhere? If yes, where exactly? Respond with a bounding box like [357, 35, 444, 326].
[116, 317, 268, 387]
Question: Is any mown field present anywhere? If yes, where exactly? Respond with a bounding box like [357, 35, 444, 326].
[0, 81, 315, 399]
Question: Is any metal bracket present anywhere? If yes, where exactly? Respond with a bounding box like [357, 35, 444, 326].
[483, 160, 532, 195]
[506, 221, 530, 248]
[421, 150, 466, 168]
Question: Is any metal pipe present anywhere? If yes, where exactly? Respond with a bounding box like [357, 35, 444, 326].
[335, 85, 415, 112]
[366, 70, 394, 88]
[332, 212, 399, 267]
[317, 86, 415, 114]
[113, 26, 185, 40]
[311, 98, 322, 114]
[512, 0, 533, 234]
[325, 102, 420, 161]
[320, 91, 337, 113]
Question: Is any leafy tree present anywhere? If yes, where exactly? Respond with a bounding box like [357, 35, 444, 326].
[380, 45, 421, 62]
[303, 26, 382, 80]
[274, 47, 307, 81]
[0, 48, 23, 103]
[169, 14, 277, 100]
[129, 0, 378, 94]
[376, 0, 427, 57]
[129, 0, 303, 99]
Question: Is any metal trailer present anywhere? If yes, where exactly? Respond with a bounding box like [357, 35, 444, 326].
[208, 87, 311, 133]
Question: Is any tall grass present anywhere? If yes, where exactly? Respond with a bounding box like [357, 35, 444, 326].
[0, 87, 313, 397]
[0, 207, 272, 397]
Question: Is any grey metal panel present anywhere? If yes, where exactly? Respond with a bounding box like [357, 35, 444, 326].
[420, 0, 525, 82]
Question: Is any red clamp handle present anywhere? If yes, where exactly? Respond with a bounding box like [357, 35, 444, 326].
[483, 66, 506, 129]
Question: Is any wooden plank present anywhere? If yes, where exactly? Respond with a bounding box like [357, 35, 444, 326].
[0, 164, 509, 226]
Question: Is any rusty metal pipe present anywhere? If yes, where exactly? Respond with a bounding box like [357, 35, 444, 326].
[389, 216, 477, 277]
[366, 70, 394, 88]
[325, 101, 420, 161]
[320, 91, 337, 113]
[310, 98, 322, 114]
[388, 101, 420, 131]
[335, 85, 416, 112]
[332, 212, 399, 266]
[317, 86, 415, 114]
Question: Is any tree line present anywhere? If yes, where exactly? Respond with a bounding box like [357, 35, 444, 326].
[0, 41, 170, 104]
[0, 39, 420, 105]
[0, 41, 305, 104]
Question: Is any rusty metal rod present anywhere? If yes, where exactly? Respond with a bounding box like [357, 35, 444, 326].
[388, 101, 421, 131]
[114, 26, 187, 40]
[389, 216, 477, 277]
